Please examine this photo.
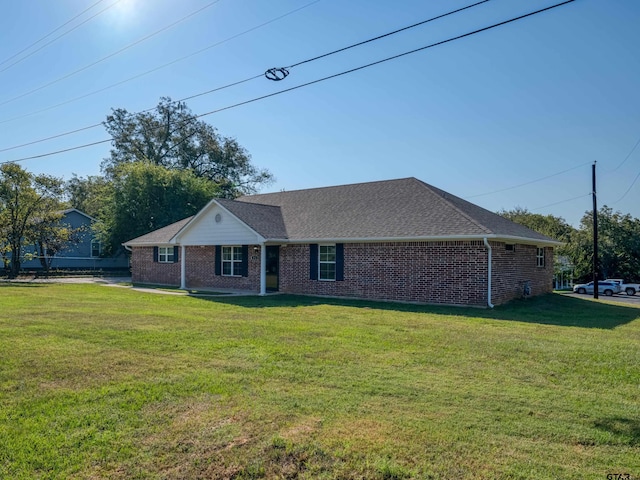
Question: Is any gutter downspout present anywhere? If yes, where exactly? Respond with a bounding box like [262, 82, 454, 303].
[483, 238, 494, 309]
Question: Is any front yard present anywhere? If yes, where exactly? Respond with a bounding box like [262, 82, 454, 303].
[0, 284, 638, 479]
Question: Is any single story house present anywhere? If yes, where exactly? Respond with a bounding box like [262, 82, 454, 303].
[124, 177, 560, 307]
[20, 208, 129, 271]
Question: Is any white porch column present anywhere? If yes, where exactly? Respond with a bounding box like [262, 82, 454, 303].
[180, 245, 186, 289]
[260, 243, 266, 295]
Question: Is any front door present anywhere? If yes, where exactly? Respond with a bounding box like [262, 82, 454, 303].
[266, 246, 279, 292]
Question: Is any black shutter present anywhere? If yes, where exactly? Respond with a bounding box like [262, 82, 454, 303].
[336, 243, 344, 281]
[309, 244, 318, 280]
[241, 245, 249, 277]
[173, 246, 179, 263]
[153, 246, 159, 262]
[215, 246, 221, 276]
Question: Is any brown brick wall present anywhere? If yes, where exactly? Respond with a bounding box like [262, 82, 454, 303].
[131, 246, 181, 286]
[491, 243, 553, 304]
[279, 241, 490, 306]
[131, 241, 553, 306]
[184, 246, 260, 291]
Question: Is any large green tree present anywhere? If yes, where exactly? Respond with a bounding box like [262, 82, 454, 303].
[95, 162, 221, 253]
[0, 163, 66, 278]
[102, 97, 272, 197]
[66, 174, 111, 219]
[569, 206, 640, 282]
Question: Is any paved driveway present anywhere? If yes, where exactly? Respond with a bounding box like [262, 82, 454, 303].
[562, 291, 640, 305]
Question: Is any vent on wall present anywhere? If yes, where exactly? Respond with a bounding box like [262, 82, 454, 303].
[505, 244, 515, 252]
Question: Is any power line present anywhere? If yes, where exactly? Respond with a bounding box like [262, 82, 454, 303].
[612, 133, 640, 172]
[466, 161, 590, 199]
[285, 0, 490, 69]
[532, 193, 591, 211]
[613, 169, 640, 204]
[0, 0, 110, 69]
[1, 0, 482, 152]
[0, 0, 322, 127]
[0, 0, 124, 74]
[1, 0, 577, 165]
[0, 0, 223, 108]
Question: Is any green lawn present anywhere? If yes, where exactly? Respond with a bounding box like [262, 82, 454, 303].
[0, 284, 638, 479]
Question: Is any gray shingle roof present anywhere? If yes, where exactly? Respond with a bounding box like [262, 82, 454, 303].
[237, 177, 558, 243]
[216, 198, 287, 239]
[124, 178, 559, 246]
[124, 216, 193, 245]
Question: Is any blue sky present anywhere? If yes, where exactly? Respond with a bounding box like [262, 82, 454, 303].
[0, 0, 638, 227]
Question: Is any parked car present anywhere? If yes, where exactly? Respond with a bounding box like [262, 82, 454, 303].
[603, 279, 640, 296]
[572, 281, 622, 296]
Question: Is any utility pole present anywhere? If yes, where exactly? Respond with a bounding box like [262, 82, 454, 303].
[592, 161, 599, 299]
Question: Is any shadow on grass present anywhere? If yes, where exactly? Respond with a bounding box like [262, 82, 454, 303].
[0, 282, 49, 288]
[189, 293, 640, 329]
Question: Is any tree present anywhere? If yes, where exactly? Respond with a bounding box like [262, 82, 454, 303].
[498, 207, 575, 245]
[96, 162, 221, 253]
[32, 214, 84, 273]
[101, 97, 272, 197]
[66, 174, 111, 219]
[570, 207, 640, 282]
[0, 163, 66, 278]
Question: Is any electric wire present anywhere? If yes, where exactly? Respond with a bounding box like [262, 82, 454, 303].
[0, 0, 576, 165]
[466, 161, 591, 199]
[532, 193, 591, 211]
[612, 134, 640, 172]
[0, 0, 110, 72]
[0, 0, 223, 108]
[1, 1, 128, 75]
[613, 169, 640, 204]
[0, 0, 322, 127]
[285, 0, 490, 70]
[0, 0, 484, 153]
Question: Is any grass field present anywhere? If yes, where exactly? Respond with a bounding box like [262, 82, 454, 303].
[0, 283, 639, 479]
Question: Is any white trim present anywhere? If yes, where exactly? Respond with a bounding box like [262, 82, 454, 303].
[318, 244, 337, 281]
[180, 245, 186, 289]
[158, 246, 175, 263]
[172, 200, 266, 244]
[221, 245, 243, 276]
[262, 234, 562, 247]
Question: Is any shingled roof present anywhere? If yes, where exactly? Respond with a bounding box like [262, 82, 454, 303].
[124, 178, 560, 246]
[237, 177, 559, 244]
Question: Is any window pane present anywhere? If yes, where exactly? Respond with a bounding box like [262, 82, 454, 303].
[222, 262, 232, 275]
[320, 245, 336, 262]
[320, 263, 336, 280]
[222, 247, 232, 261]
[233, 248, 243, 261]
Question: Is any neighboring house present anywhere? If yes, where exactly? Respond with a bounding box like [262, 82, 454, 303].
[124, 178, 561, 307]
[21, 209, 129, 271]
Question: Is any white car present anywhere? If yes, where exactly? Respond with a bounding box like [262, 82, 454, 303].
[603, 279, 640, 296]
[572, 281, 621, 296]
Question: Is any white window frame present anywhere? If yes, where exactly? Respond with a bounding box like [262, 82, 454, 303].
[536, 247, 545, 267]
[319, 244, 336, 281]
[158, 246, 174, 263]
[91, 239, 101, 258]
[222, 246, 243, 276]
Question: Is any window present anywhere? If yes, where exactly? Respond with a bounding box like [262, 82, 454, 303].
[91, 240, 101, 257]
[536, 247, 545, 267]
[158, 246, 174, 263]
[222, 246, 243, 276]
[319, 244, 336, 281]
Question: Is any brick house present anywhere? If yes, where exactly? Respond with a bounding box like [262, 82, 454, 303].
[123, 178, 560, 307]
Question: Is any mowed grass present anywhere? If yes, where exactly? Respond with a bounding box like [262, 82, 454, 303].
[0, 284, 638, 479]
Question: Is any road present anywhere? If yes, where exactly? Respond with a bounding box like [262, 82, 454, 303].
[562, 291, 640, 305]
